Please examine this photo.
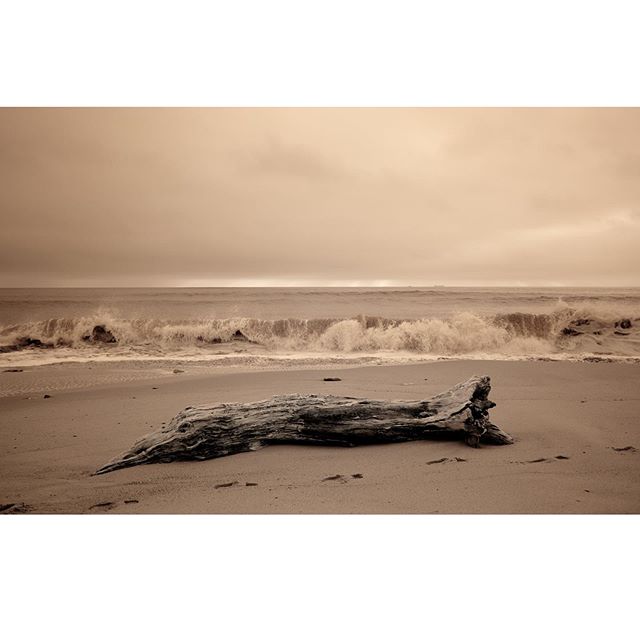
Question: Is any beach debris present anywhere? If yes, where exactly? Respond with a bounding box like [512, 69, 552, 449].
[95, 376, 514, 475]
[611, 446, 637, 453]
[245, 482, 258, 486]
[3, 369, 24, 373]
[173, 369, 185, 374]
[555, 454, 570, 460]
[615, 319, 632, 329]
[352, 473, 364, 478]
[43, 394, 51, 399]
[322, 474, 344, 482]
[0, 502, 32, 514]
[323, 377, 342, 382]
[124, 499, 139, 504]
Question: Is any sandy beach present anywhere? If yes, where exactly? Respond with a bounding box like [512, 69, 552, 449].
[1, 360, 638, 514]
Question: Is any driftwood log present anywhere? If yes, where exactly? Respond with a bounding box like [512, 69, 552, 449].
[95, 375, 513, 475]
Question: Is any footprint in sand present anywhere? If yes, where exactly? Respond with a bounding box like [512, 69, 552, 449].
[214, 481, 238, 489]
[518, 455, 570, 464]
[0, 502, 31, 514]
[322, 473, 364, 483]
[426, 457, 467, 465]
[89, 501, 116, 511]
[322, 474, 345, 482]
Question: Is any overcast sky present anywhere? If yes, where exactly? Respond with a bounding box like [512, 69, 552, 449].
[1, 108, 639, 287]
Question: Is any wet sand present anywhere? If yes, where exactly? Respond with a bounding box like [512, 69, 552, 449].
[0, 360, 639, 513]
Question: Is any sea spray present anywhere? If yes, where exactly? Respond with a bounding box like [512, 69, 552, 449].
[1, 304, 638, 361]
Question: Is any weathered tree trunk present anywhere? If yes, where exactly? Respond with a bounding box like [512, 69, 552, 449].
[95, 375, 513, 475]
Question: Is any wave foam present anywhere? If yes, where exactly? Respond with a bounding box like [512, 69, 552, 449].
[1, 304, 639, 362]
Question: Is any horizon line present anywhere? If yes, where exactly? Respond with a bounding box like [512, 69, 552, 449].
[1, 283, 639, 289]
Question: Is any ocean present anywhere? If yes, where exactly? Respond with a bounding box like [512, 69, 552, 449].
[1, 287, 639, 367]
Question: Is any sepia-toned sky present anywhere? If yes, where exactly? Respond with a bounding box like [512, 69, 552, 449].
[1, 108, 639, 287]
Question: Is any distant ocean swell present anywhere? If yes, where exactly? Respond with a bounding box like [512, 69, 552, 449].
[1, 304, 639, 361]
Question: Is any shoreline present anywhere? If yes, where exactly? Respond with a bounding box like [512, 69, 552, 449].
[2, 354, 638, 399]
[1, 359, 639, 514]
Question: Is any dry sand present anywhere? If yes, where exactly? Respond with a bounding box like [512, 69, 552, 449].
[0, 360, 638, 514]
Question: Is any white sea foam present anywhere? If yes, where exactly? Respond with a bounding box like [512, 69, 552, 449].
[1, 300, 639, 366]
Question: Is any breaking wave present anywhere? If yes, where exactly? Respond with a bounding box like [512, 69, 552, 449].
[1, 303, 639, 363]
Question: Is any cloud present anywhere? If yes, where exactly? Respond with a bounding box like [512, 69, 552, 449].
[1, 108, 639, 286]
[240, 139, 349, 182]
[517, 209, 640, 240]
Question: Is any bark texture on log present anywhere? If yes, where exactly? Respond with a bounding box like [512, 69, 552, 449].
[95, 375, 513, 475]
